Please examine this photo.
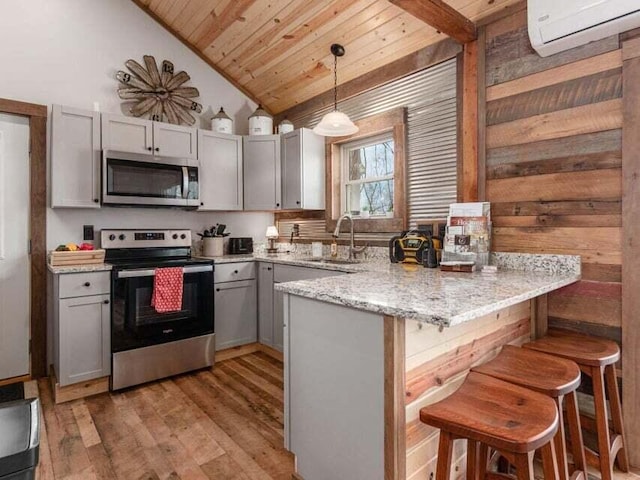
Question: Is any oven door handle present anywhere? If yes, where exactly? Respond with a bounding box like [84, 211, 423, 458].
[116, 265, 213, 279]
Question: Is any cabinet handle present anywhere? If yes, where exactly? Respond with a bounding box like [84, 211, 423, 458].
[147, 147, 152, 151]
[84, 282, 91, 287]
[155, 147, 160, 152]
[103, 299, 110, 304]
[93, 198, 99, 203]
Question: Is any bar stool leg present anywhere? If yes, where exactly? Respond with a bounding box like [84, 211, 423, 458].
[591, 365, 613, 480]
[514, 452, 535, 480]
[467, 440, 480, 480]
[436, 431, 455, 480]
[604, 364, 629, 472]
[565, 390, 587, 480]
[541, 442, 560, 480]
[554, 396, 570, 480]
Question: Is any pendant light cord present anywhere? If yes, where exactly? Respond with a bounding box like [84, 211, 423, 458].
[333, 53, 338, 112]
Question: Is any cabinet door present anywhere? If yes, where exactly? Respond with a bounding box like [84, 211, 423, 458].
[282, 130, 302, 209]
[153, 122, 197, 160]
[273, 285, 284, 352]
[258, 263, 274, 347]
[198, 130, 243, 210]
[58, 294, 110, 386]
[101, 113, 153, 154]
[300, 128, 325, 210]
[243, 135, 281, 210]
[214, 280, 257, 351]
[51, 105, 101, 208]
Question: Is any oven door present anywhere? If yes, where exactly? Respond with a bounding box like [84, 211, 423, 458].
[111, 264, 213, 352]
[102, 150, 199, 207]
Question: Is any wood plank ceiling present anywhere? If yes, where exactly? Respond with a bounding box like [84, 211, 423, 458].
[133, 0, 521, 114]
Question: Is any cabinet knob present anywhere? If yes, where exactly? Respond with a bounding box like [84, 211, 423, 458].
[103, 299, 110, 304]
[147, 147, 152, 151]
[200, 202, 204, 206]
[84, 282, 91, 287]
[233, 270, 239, 274]
[276, 203, 280, 208]
[267, 267, 272, 271]
[155, 147, 160, 152]
[93, 198, 99, 203]
[296, 201, 300, 205]
[216, 288, 221, 292]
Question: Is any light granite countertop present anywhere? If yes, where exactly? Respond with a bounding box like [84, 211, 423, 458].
[198, 253, 378, 273]
[274, 258, 580, 327]
[47, 263, 113, 274]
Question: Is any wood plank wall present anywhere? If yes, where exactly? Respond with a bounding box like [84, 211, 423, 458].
[483, 10, 623, 349]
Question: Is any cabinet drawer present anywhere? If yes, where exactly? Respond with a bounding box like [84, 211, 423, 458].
[274, 264, 344, 283]
[214, 262, 256, 283]
[59, 272, 110, 298]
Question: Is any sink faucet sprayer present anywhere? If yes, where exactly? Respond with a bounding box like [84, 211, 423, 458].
[333, 214, 367, 260]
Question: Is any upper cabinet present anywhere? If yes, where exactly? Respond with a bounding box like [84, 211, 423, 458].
[51, 105, 101, 208]
[281, 128, 325, 210]
[102, 113, 196, 160]
[198, 130, 243, 211]
[243, 135, 281, 210]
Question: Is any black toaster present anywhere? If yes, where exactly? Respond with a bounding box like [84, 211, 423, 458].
[228, 237, 253, 255]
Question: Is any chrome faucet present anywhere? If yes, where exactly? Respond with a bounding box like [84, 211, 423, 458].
[333, 214, 367, 260]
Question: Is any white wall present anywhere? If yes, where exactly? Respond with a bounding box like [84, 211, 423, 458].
[0, 0, 274, 249]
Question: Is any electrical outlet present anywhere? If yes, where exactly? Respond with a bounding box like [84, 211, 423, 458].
[83, 225, 94, 241]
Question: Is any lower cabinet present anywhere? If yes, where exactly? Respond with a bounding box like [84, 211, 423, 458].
[259, 262, 346, 352]
[51, 271, 111, 387]
[215, 271, 257, 351]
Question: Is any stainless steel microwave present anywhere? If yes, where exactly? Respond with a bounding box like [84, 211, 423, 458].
[102, 150, 199, 208]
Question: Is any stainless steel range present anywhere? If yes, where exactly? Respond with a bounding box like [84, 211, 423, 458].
[102, 229, 214, 390]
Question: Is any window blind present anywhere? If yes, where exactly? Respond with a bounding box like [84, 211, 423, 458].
[287, 58, 458, 226]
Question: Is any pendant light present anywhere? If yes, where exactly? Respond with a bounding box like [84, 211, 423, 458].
[313, 44, 359, 137]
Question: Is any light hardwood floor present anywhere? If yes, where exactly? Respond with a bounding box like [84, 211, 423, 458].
[34, 352, 294, 480]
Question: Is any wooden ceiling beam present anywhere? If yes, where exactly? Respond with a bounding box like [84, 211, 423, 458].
[388, 0, 477, 44]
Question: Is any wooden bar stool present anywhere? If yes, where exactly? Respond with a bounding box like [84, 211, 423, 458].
[471, 345, 587, 480]
[420, 372, 560, 480]
[523, 328, 629, 480]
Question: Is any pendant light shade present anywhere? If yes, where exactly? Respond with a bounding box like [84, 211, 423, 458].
[313, 44, 358, 137]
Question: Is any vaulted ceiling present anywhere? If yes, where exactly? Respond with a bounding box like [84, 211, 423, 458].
[133, 0, 521, 114]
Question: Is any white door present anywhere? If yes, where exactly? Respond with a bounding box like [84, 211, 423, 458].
[0, 113, 30, 380]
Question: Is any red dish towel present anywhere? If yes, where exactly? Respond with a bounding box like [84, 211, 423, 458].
[151, 267, 184, 313]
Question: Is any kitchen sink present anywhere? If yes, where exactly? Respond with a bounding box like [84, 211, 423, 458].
[303, 258, 361, 265]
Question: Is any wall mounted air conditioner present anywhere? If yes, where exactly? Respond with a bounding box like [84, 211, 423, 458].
[528, 0, 640, 57]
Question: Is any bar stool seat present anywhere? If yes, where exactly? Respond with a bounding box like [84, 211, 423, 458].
[472, 345, 586, 480]
[420, 372, 560, 480]
[523, 329, 628, 480]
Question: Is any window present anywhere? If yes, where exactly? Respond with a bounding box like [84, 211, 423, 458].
[341, 133, 394, 218]
[325, 107, 406, 233]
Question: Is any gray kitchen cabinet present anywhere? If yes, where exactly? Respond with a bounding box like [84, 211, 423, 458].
[102, 113, 196, 159]
[258, 263, 274, 347]
[214, 262, 257, 350]
[51, 105, 101, 208]
[198, 130, 243, 210]
[281, 128, 325, 210]
[243, 135, 281, 210]
[259, 263, 346, 352]
[51, 271, 111, 387]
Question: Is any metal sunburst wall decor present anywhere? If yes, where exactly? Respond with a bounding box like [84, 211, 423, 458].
[116, 55, 203, 125]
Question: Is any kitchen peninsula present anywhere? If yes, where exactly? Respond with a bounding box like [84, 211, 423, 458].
[276, 253, 581, 480]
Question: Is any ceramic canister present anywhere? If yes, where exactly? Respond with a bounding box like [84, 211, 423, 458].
[278, 118, 294, 134]
[211, 107, 233, 134]
[248, 104, 273, 135]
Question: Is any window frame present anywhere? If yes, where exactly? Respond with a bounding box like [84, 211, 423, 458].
[325, 107, 407, 234]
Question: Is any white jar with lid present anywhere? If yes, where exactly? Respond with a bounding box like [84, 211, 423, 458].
[211, 107, 233, 134]
[278, 118, 294, 134]
[248, 104, 273, 135]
